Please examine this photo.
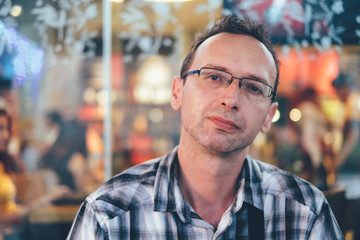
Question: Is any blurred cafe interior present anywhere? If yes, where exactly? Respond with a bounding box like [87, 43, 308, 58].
[0, 0, 360, 239]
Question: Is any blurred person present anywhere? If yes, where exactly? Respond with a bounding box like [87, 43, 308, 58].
[42, 111, 63, 151]
[332, 72, 360, 239]
[270, 123, 305, 176]
[38, 111, 92, 194]
[294, 88, 330, 189]
[0, 109, 70, 240]
[0, 110, 21, 174]
[67, 15, 343, 239]
[332, 73, 360, 172]
[18, 119, 40, 173]
[129, 114, 155, 165]
[0, 80, 24, 173]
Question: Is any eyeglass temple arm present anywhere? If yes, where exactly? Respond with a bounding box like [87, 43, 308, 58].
[183, 69, 200, 79]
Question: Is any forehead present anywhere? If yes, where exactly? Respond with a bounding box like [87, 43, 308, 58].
[193, 33, 276, 84]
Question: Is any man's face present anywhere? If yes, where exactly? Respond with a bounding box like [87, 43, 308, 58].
[171, 33, 278, 155]
[0, 116, 10, 152]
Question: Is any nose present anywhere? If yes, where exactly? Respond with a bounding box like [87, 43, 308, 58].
[220, 78, 240, 110]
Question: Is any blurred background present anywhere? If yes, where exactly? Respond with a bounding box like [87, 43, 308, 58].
[0, 0, 359, 239]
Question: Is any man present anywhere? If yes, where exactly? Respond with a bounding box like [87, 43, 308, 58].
[67, 15, 343, 239]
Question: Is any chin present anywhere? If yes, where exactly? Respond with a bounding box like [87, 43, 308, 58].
[202, 139, 249, 156]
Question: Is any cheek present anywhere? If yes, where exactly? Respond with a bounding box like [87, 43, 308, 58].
[180, 88, 213, 128]
[243, 104, 269, 128]
[182, 84, 209, 110]
[181, 91, 201, 119]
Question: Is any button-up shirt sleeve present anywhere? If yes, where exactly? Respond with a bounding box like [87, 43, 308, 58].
[247, 156, 344, 240]
[67, 200, 108, 240]
[308, 199, 344, 240]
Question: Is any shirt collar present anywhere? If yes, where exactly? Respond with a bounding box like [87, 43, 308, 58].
[153, 147, 264, 218]
[153, 146, 193, 224]
[235, 155, 264, 212]
[153, 146, 182, 212]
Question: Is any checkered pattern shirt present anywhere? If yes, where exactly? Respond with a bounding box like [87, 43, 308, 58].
[67, 146, 344, 240]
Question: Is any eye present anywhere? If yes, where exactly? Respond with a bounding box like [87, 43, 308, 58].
[242, 80, 265, 96]
[209, 74, 221, 81]
[200, 69, 227, 83]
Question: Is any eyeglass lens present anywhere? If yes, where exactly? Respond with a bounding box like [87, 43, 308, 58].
[198, 68, 272, 100]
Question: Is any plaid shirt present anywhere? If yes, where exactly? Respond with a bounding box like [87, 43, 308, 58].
[67, 146, 344, 240]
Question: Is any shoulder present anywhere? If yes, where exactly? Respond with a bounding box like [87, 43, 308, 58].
[250, 157, 326, 214]
[84, 157, 162, 215]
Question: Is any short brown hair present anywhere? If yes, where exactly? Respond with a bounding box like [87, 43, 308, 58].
[180, 15, 280, 101]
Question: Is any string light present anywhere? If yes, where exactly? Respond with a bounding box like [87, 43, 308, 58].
[289, 108, 302, 122]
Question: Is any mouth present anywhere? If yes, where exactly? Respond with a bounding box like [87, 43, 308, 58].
[208, 116, 240, 132]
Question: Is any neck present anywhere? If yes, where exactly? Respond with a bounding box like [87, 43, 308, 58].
[176, 138, 247, 227]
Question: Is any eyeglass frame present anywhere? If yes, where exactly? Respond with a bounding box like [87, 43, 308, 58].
[182, 67, 277, 100]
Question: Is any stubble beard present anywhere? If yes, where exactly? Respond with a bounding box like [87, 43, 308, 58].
[182, 115, 255, 157]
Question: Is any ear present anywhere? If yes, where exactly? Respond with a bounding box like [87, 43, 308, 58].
[171, 76, 183, 111]
[260, 102, 278, 133]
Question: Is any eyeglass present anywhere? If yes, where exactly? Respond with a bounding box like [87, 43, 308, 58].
[183, 67, 276, 101]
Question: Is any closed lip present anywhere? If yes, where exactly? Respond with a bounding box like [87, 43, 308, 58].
[208, 116, 240, 130]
